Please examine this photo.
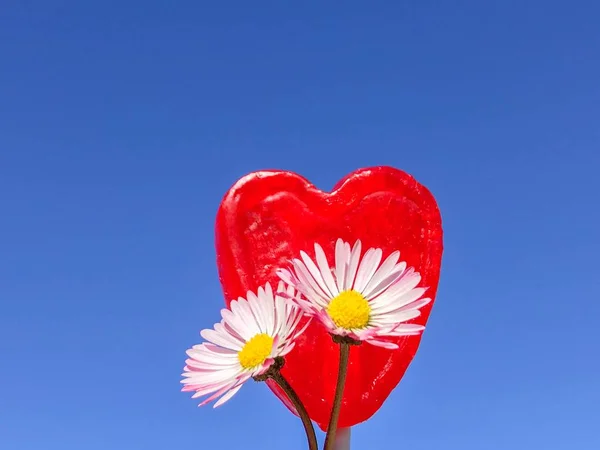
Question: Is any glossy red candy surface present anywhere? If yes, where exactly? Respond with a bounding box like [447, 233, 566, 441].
[215, 166, 443, 429]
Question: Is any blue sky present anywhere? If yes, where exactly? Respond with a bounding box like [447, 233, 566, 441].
[1, 1, 599, 449]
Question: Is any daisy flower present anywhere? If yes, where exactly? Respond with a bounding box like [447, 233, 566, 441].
[276, 238, 431, 349]
[181, 282, 308, 408]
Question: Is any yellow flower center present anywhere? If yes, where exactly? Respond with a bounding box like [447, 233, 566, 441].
[238, 333, 274, 369]
[327, 290, 371, 329]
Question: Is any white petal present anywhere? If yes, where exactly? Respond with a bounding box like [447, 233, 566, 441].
[346, 240, 362, 290]
[272, 288, 284, 336]
[201, 343, 239, 357]
[314, 243, 339, 297]
[213, 383, 244, 408]
[291, 259, 330, 306]
[369, 273, 423, 310]
[185, 352, 238, 368]
[371, 287, 427, 315]
[188, 378, 236, 398]
[214, 322, 245, 346]
[354, 248, 383, 293]
[389, 323, 425, 335]
[221, 309, 252, 341]
[395, 297, 431, 313]
[220, 321, 246, 344]
[378, 270, 421, 301]
[362, 251, 401, 298]
[200, 328, 243, 351]
[299, 251, 334, 298]
[186, 346, 237, 364]
[262, 283, 276, 335]
[366, 338, 399, 349]
[245, 291, 266, 333]
[364, 267, 405, 301]
[251, 286, 269, 335]
[230, 300, 258, 335]
[334, 239, 349, 292]
[186, 367, 242, 387]
[198, 379, 241, 406]
[379, 308, 421, 324]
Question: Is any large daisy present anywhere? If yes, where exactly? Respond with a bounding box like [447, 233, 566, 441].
[181, 282, 308, 407]
[276, 238, 431, 349]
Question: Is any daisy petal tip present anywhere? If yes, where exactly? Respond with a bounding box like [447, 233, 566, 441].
[367, 339, 399, 350]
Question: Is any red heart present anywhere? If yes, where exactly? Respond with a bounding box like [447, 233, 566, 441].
[215, 166, 443, 429]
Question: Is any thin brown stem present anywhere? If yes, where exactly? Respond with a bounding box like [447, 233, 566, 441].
[323, 342, 350, 450]
[271, 372, 318, 450]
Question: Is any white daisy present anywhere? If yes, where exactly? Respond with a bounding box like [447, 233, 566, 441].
[181, 282, 308, 407]
[276, 238, 431, 349]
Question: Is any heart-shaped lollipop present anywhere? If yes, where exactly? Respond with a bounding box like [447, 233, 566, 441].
[215, 166, 443, 429]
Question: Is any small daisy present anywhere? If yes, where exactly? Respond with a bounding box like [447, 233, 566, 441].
[277, 238, 431, 349]
[181, 282, 308, 408]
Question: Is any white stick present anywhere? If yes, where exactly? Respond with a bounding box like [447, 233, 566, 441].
[332, 427, 351, 450]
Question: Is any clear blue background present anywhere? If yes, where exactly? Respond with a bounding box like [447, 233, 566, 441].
[1, 1, 599, 449]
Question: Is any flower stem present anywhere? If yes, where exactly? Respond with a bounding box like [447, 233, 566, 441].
[323, 342, 350, 450]
[332, 428, 351, 450]
[271, 372, 318, 450]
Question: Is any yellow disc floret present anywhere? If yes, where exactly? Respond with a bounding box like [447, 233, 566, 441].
[238, 333, 274, 369]
[327, 290, 371, 329]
